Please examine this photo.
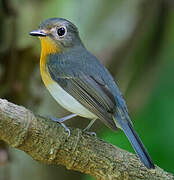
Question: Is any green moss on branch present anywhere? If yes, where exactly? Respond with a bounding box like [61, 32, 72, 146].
[0, 98, 173, 180]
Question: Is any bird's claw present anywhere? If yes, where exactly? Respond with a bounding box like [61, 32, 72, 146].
[83, 130, 96, 136]
[60, 122, 71, 137]
[46, 115, 71, 137]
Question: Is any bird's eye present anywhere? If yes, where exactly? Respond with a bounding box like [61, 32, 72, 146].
[57, 27, 66, 37]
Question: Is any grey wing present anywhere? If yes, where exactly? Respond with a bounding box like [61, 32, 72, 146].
[47, 63, 117, 131]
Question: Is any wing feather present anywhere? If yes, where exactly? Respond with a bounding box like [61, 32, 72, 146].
[47, 61, 117, 130]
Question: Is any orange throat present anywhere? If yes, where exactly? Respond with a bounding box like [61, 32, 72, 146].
[39, 37, 61, 86]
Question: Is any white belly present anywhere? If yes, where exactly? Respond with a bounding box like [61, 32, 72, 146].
[47, 82, 96, 119]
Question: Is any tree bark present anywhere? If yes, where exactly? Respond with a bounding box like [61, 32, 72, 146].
[0, 98, 173, 180]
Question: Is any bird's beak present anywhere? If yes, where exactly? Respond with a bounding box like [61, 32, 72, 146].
[29, 29, 47, 37]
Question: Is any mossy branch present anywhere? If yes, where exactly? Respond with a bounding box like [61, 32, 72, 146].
[0, 98, 173, 180]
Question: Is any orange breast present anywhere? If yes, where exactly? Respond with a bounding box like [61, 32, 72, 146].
[39, 37, 61, 87]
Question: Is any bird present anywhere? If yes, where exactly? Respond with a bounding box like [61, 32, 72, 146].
[29, 17, 155, 169]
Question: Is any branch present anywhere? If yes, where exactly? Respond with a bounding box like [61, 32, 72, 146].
[0, 99, 173, 180]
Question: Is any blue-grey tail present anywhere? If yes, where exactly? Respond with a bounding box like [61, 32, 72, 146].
[114, 113, 155, 169]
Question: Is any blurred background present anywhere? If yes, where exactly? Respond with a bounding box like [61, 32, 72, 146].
[0, 0, 174, 179]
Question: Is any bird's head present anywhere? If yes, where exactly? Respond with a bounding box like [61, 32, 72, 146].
[30, 18, 82, 53]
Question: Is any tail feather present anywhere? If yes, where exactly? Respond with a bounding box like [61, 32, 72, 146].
[115, 116, 155, 169]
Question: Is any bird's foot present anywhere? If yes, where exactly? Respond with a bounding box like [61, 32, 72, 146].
[82, 118, 97, 136]
[60, 122, 71, 137]
[46, 114, 77, 123]
[46, 115, 71, 137]
[85, 131, 96, 136]
[83, 128, 96, 136]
